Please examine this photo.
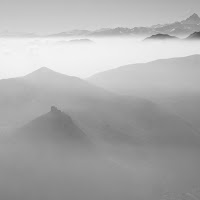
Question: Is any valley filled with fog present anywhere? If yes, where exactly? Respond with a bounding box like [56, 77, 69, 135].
[1, 37, 200, 78]
[1, 37, 200, 200]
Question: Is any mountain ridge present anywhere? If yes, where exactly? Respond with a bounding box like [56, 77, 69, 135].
[1, 13, 200, 38]
[16, 106, 93, 146]
[144, 33, 179, 41]
[186, 31, 200, 40]
[48, 13, 200, 38]
[88, 54, 200, 132]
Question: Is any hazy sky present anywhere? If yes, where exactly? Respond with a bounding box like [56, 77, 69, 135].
[0, 0, 200, 34]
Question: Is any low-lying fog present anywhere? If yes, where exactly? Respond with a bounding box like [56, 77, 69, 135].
[0, 37, 200, 78]
[1, 141, 200, 200]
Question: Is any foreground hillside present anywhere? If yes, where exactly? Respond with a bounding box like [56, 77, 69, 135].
[1, 64, 200, 200]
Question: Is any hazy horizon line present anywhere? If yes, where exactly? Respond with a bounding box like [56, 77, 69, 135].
[0, 12, 199, 35]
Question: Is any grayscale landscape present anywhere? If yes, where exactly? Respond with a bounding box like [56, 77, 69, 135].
[1, 1, 200, 200]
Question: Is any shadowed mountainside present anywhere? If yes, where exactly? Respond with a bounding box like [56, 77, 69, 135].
[88, 54, 200, 131]
[144, 34, 179, 41]
[186, 31, 200, 40]
[17, 107, 89, 142]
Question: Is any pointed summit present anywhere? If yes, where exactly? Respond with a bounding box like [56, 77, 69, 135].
[22, 66, 94, 93]
[51, 106, 62, 114]
[190, 13, 200, 19]
[35, 66, 53, 73]
[17, 106, 93, 148]
[23, 67, 69, 85]
[25, 67, 56, 77]
[187, 13, 200, 21]
[182, 13, 200, 24]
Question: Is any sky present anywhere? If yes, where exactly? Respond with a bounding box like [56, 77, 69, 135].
[0, 0, 200, 34]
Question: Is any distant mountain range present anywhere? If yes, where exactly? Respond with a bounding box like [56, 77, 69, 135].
[48, 13, 200, 38]
[55, 39, 94, 45]
[144, 31, 200, 41]
[1, 13, 200, 38]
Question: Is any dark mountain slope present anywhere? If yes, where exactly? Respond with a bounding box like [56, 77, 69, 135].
[186, 31, 200, 40]
[144, 34, 178, 41]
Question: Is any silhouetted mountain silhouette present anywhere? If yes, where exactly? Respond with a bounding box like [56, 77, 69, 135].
[24, 67, 96, 89]
[144, 34, 178, 41]
[24, 67, 64, 82]
[186, 31, 200, 40]
[17, 106, 92, 147]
